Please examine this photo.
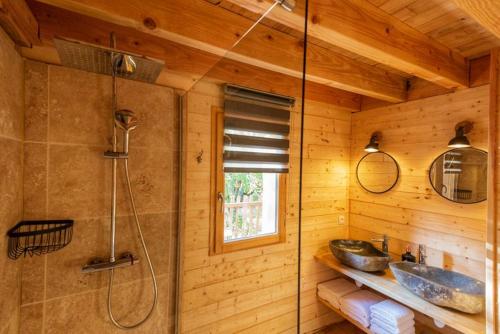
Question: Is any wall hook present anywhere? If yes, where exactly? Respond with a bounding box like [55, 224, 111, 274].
[196, 150, 203, 164]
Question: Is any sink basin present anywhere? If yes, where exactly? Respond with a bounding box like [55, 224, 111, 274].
[390, 262, 485, 314]
[329, 239, 390, 272]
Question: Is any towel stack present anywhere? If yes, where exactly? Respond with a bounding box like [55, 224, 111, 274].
[370, 300, 415, 334]
[317, 278, 359, 309]
[339, 290, 385, 328]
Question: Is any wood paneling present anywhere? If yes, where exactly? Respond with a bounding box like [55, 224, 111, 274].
[181, 77, 355, 332]
[30, 0, 406, 102]
[182, 81, 301, 333]
[215, 0, 468, 89]
[369, 0, 500, 58]
[361, 54, 492, 111]
[0, 0, 39, 47]
[452, 0, 500, 40]
[350, 86, 488, 283]
[486, 48, 499, 334]
[24, 1, 361, 108]
[299, 98, 353, 331]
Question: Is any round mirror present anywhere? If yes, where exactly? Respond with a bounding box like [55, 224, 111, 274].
[429, 148, 487, 204]
[356, 152, 399, 194]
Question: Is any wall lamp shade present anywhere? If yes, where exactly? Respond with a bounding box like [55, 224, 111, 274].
[448, 121, 473, 148]
[365, 132, 381, 152]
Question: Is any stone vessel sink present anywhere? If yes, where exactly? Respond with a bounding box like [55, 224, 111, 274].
[390, 262, 485, 314]
[329, 239, 390, 272]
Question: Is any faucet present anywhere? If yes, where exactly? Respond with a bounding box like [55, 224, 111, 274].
[418, 244, 427, 265]
[371, 234, 389, 254]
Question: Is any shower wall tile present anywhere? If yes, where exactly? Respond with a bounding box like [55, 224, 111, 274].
[48, 66, 112, 146]
[19, 304, 43, 334]
[117, 79, 176, 149]
[45, 218, 109, 300]
[0, 29, 24, 141]
[20, 255, 46, 305]
[112, 213, 172, 285]
[23, 142, 48, 220]
[48, 144, 110, 219]
[43, 275, 171, 334]
[117, 147, 174, 215]
[21, 62, 178, 333]
[0, 26, 23, 334]
[0, 138, 23, 227]
[0, 240, 21, 332]
[25, 61, 48, 142]
[0, 138, 23, 333]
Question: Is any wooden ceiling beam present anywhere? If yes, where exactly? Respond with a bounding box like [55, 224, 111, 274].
[219, 0, 468, 89]
[452, 0, 500, 40]
[0, 0, 40, 47]
[32, 0, 406, 102]
[361, 54, 491, 111]
[23, 1, 361, 109]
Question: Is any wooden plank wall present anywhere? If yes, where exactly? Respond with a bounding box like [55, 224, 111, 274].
[299, 98, 354, 332]
[487, 49, 499, 334]
[350, 86, 489, 282]
[181, 81, 300, 334]
[180, 80, 356, 333]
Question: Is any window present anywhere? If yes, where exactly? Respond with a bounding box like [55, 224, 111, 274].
[210, 85, 293, 254]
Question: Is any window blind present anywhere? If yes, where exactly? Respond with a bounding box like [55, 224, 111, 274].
[223, 84, 294, 174]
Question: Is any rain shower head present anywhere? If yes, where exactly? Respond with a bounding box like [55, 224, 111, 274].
[113, 54, 137, 76]
[54, 37, 164, 83]
[115, 109, 138, 132]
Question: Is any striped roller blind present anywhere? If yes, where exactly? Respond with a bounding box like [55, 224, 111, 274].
[223, 84, 295, 173]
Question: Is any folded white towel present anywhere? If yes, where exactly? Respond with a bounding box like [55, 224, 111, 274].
[342, 304, 369, 321]
[371, 310, 414, 328]
[344, 311, 370, 328]
[317, 289, 340, 309]
[371, 318, 415, 334]
[370, 300, 414, 326]
[317, 278, 359, 297]
[370, 324, 389, 334]
[371, 316, 414, 330]
[371, 313, 414, 328]
[340, 290, 385, 322]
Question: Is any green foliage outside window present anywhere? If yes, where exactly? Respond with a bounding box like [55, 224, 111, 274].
[224, 173, 263, 203]
[224, 173, 264, 240]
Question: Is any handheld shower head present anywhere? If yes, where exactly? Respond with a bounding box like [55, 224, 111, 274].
[115, 109, 138, 132]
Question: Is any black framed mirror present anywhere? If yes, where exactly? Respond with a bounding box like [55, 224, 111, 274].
[356, 152, 399, 194]
[429, 147, 487, 204]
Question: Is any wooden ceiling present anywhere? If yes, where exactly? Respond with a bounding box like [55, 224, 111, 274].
[1, 0, 499, 108]
[368, 0, 500, 58]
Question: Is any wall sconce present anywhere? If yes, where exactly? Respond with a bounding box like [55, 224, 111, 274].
[448, 121, 473, 148]
[365, 132, 381, 153]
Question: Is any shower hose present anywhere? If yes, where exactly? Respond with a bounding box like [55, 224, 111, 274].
[107, 159, 158, 329]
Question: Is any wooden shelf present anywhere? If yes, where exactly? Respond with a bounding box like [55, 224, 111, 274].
[314, 247, 485, 334]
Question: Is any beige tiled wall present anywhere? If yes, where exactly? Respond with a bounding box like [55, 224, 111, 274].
[0, 27, 24, 334]
[20, 61, 178, 333]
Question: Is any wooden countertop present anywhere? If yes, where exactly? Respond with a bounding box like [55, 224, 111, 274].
[314, 247, 485, 334]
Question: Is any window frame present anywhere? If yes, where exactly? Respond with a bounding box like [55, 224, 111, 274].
[210, 106, 287, 255]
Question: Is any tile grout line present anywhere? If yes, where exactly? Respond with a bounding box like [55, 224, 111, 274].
[0, 133, 23, 142]
[20, 273, 171, 307]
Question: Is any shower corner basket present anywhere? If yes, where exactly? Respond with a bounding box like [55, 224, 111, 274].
[7, 220, 74, 260]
